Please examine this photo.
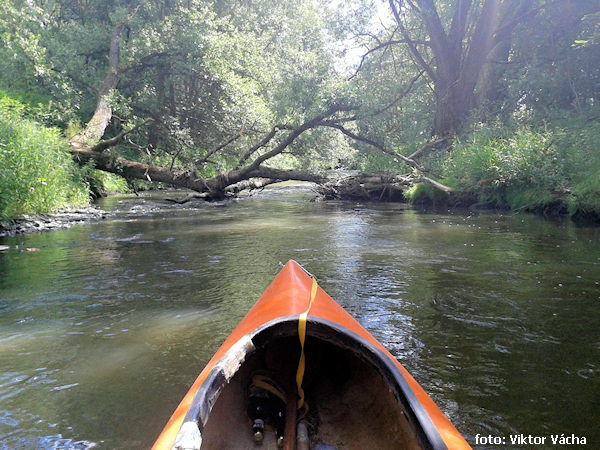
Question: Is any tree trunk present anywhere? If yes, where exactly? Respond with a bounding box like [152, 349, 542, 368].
[71, 23, 127, 146]
[432, 79, 469, 136]
[474, 37, 512, 109]
[147, 60, 168, 153]
[391, 0, 523, 136]
[71, 146, 325, 200]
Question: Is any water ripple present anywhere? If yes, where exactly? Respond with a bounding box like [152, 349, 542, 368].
[0, 434, 98, 450]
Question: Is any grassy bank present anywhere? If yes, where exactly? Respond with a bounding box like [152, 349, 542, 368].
[0, 94, 134, 221]
[406, 106, 600, 220]
[0, 97, 90, 220]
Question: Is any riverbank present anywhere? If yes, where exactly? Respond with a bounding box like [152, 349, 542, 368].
[0, 207, 110, 238]
[1, 179, 597, 241]
[312, 177, 600, 226]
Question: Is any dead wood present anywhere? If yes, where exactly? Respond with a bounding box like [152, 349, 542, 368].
[317, 174, 410, 201]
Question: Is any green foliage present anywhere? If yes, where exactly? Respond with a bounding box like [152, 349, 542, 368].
[0, 1, 80, 126]
[553, 108, 600, 215]
[573, 12, 600, 48]
[504, 3, 600, 116]
[360, 152, 400, 174]
[0, 97, 89, 219]
[437, 105, 600, 215]
[442, 124, 561, 208]
[0, 0, 598, 222]
[274, 127, 357, 172]
[79, 162, 130, 198]
[403, 183, 449, 206]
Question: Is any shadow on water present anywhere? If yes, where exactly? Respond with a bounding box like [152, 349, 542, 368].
[1, 190, 599, 448]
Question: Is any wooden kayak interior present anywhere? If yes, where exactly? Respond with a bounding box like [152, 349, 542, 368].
[190, 318, 436, 449]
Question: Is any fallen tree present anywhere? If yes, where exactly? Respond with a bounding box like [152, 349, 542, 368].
[71, 143, 327, 200]
[70, 114, 455, 202]
[68, 22, 453, 202]
[71, 118, 454, 202]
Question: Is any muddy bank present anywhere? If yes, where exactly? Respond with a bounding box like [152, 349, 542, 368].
[0, 207, 110, 238]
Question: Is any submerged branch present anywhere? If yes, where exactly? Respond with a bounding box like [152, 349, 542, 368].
[164, 193, 209, 204]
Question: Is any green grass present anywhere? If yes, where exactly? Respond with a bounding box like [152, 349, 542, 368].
[80, 163, 131, 198]
[402, 106, 600, 219]
[555, 112, 600, 216]
[424, 106, 600, 217]
[403, 183, 451, 206]
[0, 97, 89, 219]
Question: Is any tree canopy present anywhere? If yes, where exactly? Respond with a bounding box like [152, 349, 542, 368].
[1, 0, 598, 211]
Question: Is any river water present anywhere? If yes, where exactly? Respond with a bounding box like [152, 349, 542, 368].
[1, 187, 599, 449]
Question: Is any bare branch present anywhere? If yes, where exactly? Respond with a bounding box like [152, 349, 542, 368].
[195, 130, 244, 167]
[91, 118, 153, 153]
[235, 124, 293, 169]
[315, 123, 454, 193]
[350, 38, 430, 79]
[405, 0, 420, 12]
[407, 136, 450, 160]
[388, 0, 437, 81]
[245, 167, 325, 184]
[416, 176, 454, 193]
[233, 104, 357, 180]
[71, 22, 127, 145]
[370, 70, 425, 117]
[448, 0, 472, 54]
[491, 4, 542, 49]
[224, 179, 279, 194]
[317, 122, 422, 170]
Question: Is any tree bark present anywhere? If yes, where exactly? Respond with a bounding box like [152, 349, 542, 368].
[71, 22, 127, 146]
[389, 0, 534, 136]
[430, 0, 501, 135]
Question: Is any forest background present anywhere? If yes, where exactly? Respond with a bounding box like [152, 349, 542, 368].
[0, 0, 599, 221]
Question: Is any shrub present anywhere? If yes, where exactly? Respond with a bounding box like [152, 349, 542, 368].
[441, 123, 566, 210]
[403, 182, 452, 206]
[434, 106, 600, 217]
[0, 97, 89, 219]
[554, 110, 600, 216]
[79, 161, 130, 199]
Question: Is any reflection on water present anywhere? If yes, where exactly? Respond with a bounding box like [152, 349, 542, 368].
[1, 191, 599, 448]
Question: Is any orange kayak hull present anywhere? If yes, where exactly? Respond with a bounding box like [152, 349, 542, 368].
[153, 260, 470, 449]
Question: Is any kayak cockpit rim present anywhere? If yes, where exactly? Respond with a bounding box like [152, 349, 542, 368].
[173, 335, 255, 450]
[172, 316, 448, 450]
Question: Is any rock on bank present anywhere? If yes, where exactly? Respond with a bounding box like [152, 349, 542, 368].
[0, 208, 109, 237]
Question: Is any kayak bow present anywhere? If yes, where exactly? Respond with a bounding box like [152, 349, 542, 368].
[153, 260, 470, 450]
